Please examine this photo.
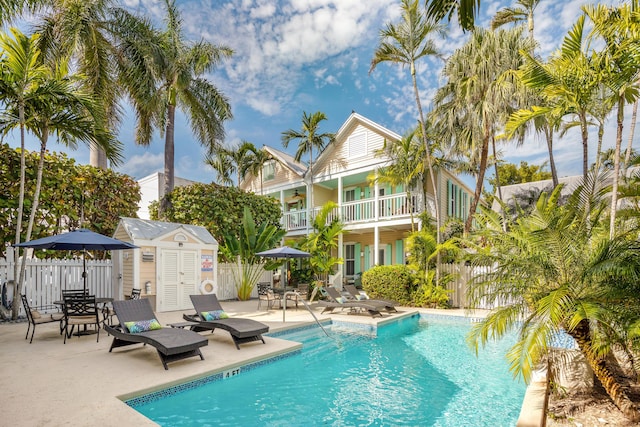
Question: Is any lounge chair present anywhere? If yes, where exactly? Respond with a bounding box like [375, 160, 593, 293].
[183, 294, 269, 350]
[316, 286, 385, 318]
[103, 298, 207, 370]
[344, 284, 398, 312]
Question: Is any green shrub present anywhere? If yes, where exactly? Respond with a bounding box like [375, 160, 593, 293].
[362, 265, 415, 305]
[412, 284, 451, 308]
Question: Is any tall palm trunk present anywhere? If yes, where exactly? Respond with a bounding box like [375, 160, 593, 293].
[411, 61, 441, 278]
[609, 97, 625, 238]
[623, 99, 637, 173]
[570, 320, 640, 421]
[160, 103, 176, 217]
[544, 124, 559, 187]
[580, 112, 589, 182]
[13, 131, 48, 319]
[465, 125, 490, 233]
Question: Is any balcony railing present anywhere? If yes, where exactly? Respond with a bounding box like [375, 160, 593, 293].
[283, 192, 435, 232]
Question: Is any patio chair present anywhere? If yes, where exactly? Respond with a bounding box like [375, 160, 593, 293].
[257, 282, 280, 310]
[317, 286, 385, 318]
[284, 283, 309, 309]
[21, 294, 65, 344]
[103, 298, 207, 370]
[103, 288, 140, 327]
[344, 284, 398, 312]
[183, 294, 269, 349]
[62, 294, 101, 344]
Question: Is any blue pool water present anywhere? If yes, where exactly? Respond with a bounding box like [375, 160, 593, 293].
[129, 315, 526, 426]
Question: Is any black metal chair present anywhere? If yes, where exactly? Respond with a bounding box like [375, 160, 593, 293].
[257, 282, 279, 310]
[62, 294, 101, 344]
[21, 294, 65, 343]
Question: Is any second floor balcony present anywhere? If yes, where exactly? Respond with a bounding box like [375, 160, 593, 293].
[282, 192, 435, 232]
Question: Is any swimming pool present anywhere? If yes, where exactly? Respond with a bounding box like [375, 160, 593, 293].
[129, 315, 526, 426]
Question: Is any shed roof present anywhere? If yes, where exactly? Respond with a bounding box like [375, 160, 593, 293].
[118, 218, 218, 245]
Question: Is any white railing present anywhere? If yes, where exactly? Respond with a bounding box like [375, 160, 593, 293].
[341, 199, 374, 223]
[283, 210, 308, 231]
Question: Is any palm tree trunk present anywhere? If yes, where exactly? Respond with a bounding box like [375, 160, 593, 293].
[570, 320, 640, 421]
[491, 137, 506, 232]
[13, 135, 48, 319]
[465, 128, 490, 234]
[14, 108, 26, 282]
[623, 99, 637, 174]
[89, 144, 108, 169]
[160, 104, 176, 217]
[544, 124, 559, 188]
[580, 113, 589, 182]
[411, 62, 441, 278]
[609, 97, 624, 238]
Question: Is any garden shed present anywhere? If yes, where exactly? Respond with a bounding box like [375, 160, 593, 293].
[113, 218, 218, 312]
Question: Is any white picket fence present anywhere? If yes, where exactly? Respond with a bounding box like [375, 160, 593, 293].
[1, 257, 500, 315]
[1, 257, 113, 315]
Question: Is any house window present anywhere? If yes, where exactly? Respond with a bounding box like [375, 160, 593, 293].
[263, 161, 275, 181]
[448, 180, 469, 220]
[345, 244, 355, 276]
[344, 189, 356, 202]
[378, 248, 385, 266]
[348, 132, 367, 159]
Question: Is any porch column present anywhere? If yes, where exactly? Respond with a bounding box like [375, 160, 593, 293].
[374, 226, 380, 266]
[374, 179, 379, 221]
[280, 190, 285, 229]
[337, 232, 343, 286]
[338, 176, 343, 215]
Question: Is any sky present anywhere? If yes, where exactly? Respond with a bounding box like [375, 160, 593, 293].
[6, 0, 639, 188]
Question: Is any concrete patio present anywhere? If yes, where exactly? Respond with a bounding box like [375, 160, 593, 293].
[4, 298, 467, 426]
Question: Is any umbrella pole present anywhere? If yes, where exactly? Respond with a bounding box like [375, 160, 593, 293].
[83, 249, 87, 292]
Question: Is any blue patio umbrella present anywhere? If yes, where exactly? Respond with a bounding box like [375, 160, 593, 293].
[256, 246, 310, 289]
[14, 229, 138, 291]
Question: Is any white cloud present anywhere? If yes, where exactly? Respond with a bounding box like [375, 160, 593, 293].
[116, 152, 164, 179]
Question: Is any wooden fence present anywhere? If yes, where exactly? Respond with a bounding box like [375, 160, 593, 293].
[440, 263, 495, 309]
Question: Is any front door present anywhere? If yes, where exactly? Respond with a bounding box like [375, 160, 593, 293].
[160, 249, 198, 311]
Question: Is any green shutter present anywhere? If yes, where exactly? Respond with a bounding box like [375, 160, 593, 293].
[354, 243, 361, 273]
[363, 246, 370, 270]
[386, 244, 392, 265]
[395, 239, 403, 265]
[447, 180, 452, 216]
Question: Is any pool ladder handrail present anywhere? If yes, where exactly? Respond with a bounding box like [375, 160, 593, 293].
[283, 291, 330, 337]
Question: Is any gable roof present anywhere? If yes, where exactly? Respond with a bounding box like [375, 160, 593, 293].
[314, 112, 401, 167]
[263, 145, 307, 177]
[117, 218, 218, 245]
[491, 175, 582, 212]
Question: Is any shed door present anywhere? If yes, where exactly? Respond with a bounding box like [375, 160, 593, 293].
[160, 249, 199, 311]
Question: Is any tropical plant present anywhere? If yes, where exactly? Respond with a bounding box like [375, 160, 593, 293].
[583, 2, 640, 237]
[221, 207, 285, 301]
[149, 182, 282, 247]
[0, 29, 121, 319]
[205, 141, 254, 187]
[243, 144, 272, 195]
[465, 185, 640, 421]
[491, 0, 540, 41]
[370, 0, 444, 242]
[281, 111, 334, 210]
[300, 201, 343, 285]
[424, 0, 480, 31]
[0, 144, 139, 254]
[432, 27, 534, 233]
[129, 0, 232, 216]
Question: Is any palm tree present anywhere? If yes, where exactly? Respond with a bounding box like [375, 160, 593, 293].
[583, 2, 640, 237]
[370, 0, 445, 243]
[0, 29, 121, 319]
[130, 0, 232, 217]
[466, 185, 640, 421]
[373, 128, 425, 231]
[0, 29, 48, 280]
[424, 0, 481, 31]
[205, 141, 254, 187]
[243, 144, 273, 195]
[281, 111, 334, 213]
[491, 0, 540, 42]
[491, 0, 562, 189]
[512, 16, 601, 184]
[432, 27, 535, 233]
